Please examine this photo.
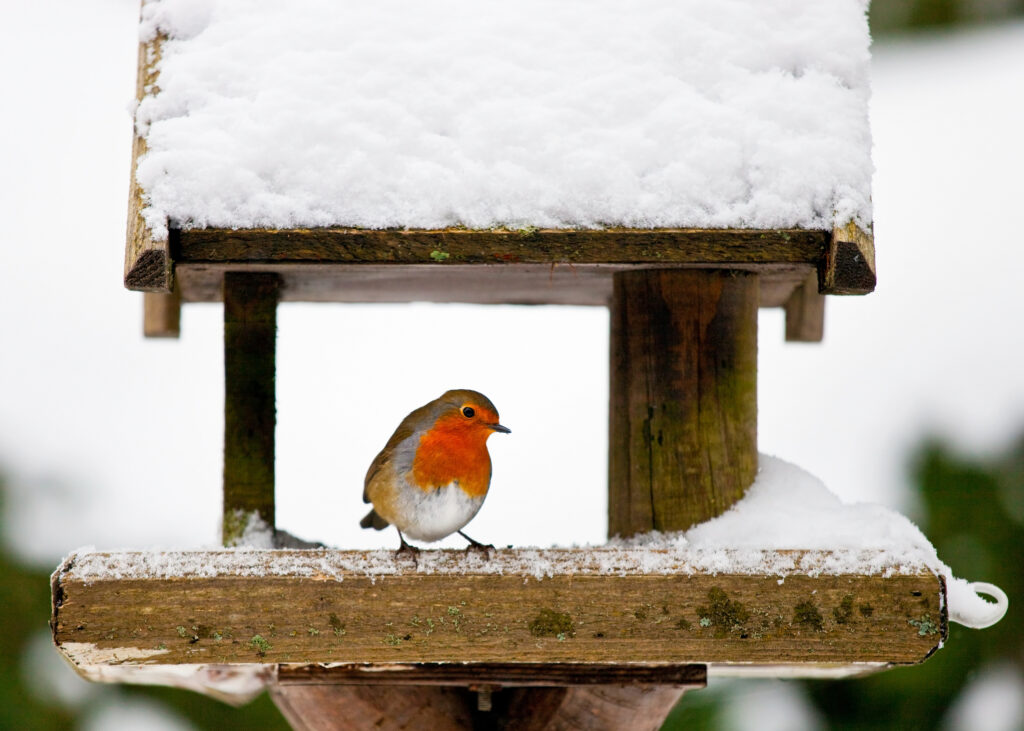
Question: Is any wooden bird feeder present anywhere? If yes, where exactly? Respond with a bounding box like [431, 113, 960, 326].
[49, 3, 960, 730]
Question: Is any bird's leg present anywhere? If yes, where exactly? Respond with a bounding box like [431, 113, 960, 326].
[459, 530, 495, 553]
[396, 530, 420, 563]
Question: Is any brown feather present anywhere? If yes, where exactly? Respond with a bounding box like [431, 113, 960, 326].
[362, 403, 431, 502]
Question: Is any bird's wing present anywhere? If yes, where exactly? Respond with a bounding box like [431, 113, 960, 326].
[363, 406, 429, 502]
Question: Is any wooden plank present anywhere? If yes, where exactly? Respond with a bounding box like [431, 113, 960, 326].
[223, 273, 279, 545]
[174, 262, 813, 307]
[784, 270, 825, 342]
[819, 222, 876, 295]
[277, 663, 706, 687]
[143, 290, 181, 338]
[176, 226, 827, 266]
[125, 38, 172, 292]
[609, 270, 758, 537]
[51, 550, 946, 669]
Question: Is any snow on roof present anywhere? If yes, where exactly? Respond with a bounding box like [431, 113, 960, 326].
[134, 0, 874, 240]
[60, 456, 1006, 629]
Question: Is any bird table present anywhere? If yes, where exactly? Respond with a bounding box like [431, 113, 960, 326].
[49, 2, 927, 730]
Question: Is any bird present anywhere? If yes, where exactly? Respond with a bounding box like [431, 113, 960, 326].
[360, 389, 510, 553]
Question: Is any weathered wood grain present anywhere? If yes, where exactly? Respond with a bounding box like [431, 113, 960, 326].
[51, 551, 945, 669]
[820, 222, 876, 295]
[223, 273, 279, 544]
[176, 227, 827, 265]
[143, 290, 181, 338]
[125, 38, 172, 292]
[276, 663, 706, 687]
[784, 270, 825, 343]
[609, 270, 759, 537]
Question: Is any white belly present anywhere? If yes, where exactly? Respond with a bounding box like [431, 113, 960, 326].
[396, 482, 484, 542]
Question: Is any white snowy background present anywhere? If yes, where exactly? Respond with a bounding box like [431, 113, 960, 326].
[1, 1, 1023, 729]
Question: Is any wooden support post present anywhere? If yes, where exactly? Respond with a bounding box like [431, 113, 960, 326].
[270, 684, 689, 731]
[609, 269, 758, 537]
[270, 686, 473, 731]
[784, 270, 825, 343]
[222, 272, 279, 545]
[143, 289, 182, 338]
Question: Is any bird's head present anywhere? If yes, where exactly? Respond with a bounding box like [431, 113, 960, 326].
[429, 389, 510, 439]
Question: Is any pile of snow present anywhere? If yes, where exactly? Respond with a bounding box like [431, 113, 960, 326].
[61, 456, 1006, 630]
[621, 456, 1007, 629]
[134, 0, 873, 239]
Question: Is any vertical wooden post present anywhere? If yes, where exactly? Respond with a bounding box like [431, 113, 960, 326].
[222, 272, 280, 546]
[609, 269, 758, 537]
[784, 270, 825, 343]
[143, 289, 182, 338]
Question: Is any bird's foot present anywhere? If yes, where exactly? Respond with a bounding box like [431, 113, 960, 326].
[396, 532, 420, 564]
[459, 530, 495, 555]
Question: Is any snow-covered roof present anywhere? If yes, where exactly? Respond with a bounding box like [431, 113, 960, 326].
[134, 0, 874, 241]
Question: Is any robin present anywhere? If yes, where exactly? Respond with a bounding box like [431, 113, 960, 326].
[360, 389, 510, 553]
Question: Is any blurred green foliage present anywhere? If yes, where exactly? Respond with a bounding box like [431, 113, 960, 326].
[0, 474, 291, 731]
[870, 0, 1024, 35]
[0, 489, 75, 731]
[802, 434, 1024, 729]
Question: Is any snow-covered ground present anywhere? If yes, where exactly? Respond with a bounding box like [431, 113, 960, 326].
[2, 2, 1022, 729]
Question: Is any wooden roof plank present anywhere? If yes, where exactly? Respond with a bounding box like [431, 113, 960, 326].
[820, 222, 876, 295]
[174, 227, 828, 266]
[125, 40, 172, 292]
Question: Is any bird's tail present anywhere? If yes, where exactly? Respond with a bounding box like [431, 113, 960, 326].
[360, 509, 390, 531]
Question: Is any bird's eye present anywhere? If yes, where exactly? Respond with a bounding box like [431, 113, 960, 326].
[462, 406, 475, 418]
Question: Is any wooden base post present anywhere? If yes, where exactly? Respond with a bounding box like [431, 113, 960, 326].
[223, 272, 280, 545]
[609, 269, 758, 537]
[270, 683, 695, 731]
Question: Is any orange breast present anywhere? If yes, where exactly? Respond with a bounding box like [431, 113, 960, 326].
[412, 419, 492, 498]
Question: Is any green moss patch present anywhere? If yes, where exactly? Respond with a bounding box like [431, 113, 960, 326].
[793, 599, 824, 631]
[697, 587, 750, 638]
[529, 608, 575, 638]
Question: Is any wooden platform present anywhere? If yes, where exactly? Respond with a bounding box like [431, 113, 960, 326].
[51, 548, 945, 704]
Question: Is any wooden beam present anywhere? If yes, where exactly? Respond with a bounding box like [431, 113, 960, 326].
[124, 39, 172, 292]
[784, 270, 825, 342]
[176, 226, 827, 266]
[51, 549, 946, 671]
[143, 290, 182, 338]
[223, 273, 279, 544]
[609, 270, 758, 537]
[819, 222, 876, 295]
[276, 663, 706, 687]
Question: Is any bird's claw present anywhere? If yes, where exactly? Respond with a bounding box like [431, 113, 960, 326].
[396, 532, 420, 565]
[459, 530, 495, 555]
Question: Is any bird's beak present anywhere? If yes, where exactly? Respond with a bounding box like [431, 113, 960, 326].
[488, 423, 511, 434]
